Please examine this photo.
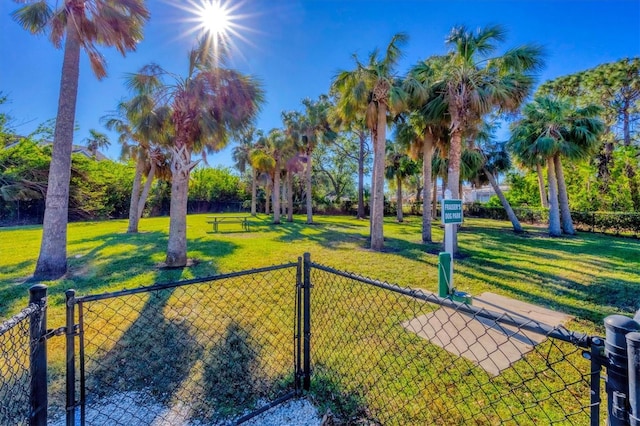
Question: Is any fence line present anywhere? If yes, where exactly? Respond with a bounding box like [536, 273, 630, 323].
[4, 255, 640, 425]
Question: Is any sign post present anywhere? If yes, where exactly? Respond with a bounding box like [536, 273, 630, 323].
[441, 190, 463, 293]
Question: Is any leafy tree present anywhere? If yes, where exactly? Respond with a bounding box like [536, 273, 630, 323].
[538, 58, 640, 210]
[12, 0, 149, 279]
[332, 33, 409, 250]
[312, 134, 359, 206]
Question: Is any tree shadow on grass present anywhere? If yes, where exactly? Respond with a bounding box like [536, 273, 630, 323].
[191, 320, 264, 421]
[87, 287, 202, 404]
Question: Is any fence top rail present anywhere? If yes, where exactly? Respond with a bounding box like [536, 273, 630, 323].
[0, 303, 41, 336]
[74, 261, 299, 304]
[309, 261, 591, 349]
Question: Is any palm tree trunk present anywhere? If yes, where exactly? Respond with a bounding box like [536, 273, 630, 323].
[371, 106, 386, 251]
[166, 145, 191, 267]
[357, 130, 366, 219]
[447, 129, 462, 199]
[287, 170, 294, 222]
[547, 156, 562, 237]
[250, 169, 257, 216]
[422, 132, 434, 243]
[554, 155, 575, 235]
[396, 175, 403, 222]
[305, 151, 313, 224]
[135, 161, 156, 222]
[127, 155, 145, 233]
[265, 183, 271, 215]
[273, 167, 281, 224]
[536, 163, 549, 208]
[431, 178, 438, 219]
[34, 21, 82, 280]
[484, 167, 523, 233]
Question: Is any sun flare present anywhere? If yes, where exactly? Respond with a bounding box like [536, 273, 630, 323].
[198, 0, 230, 36]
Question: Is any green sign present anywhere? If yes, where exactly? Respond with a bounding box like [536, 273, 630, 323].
[442, 199, 463, 224]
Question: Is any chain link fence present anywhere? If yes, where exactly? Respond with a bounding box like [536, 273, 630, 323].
[62, 263, 300, 425]
[3, 256, 635, 425]
[0, 299, 45, 425]
[308, 261, 596, 425]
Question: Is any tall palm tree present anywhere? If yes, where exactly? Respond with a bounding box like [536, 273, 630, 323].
[232, 127, 262, 216]
[12, 0, 149, 279]
[103, 65, 169, 233]
[405, 55, 451, 243]
[84, 129, 110, 158]
[165, 38, 264, 267]
[263, 129, 288, 224]
[510, 96, 603, 236]
[435, 25, 543, 252]
[385, 139, 420, 222]
[283, 97, 335, 225]
[332, 33, 409, 250]
[473, 122, 523, 233]
[330, 83, 372, 220]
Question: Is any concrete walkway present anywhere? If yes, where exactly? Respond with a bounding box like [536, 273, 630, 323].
[402, 292, 572, 376]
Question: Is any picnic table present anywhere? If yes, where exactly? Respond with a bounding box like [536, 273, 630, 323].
[206, 216, 250, 232]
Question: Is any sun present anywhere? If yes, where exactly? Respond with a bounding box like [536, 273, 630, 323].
[198, 0, 231, 36]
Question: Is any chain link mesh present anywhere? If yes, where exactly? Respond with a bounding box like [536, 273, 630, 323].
[73, 265, 298, 425]
[0, 303, 42, 426]
[308, 264, 594, 425]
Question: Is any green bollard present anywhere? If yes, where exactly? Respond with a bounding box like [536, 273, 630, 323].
[438, 252, 451, 297]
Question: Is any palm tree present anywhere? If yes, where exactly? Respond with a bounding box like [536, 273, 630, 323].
[510, 96, 603, 236]
[404, 55, 451, 242]
[332, 33, 409, 250]
[283, 97, 335, 225]
[386, 138, 419, 222]
[473, 123, 523, 233]
[330, 82, 372, 220]
[264, 129, 288, 224]
[84, 129, 110, 158]
[232, 127, 262, 216]
[12, 0, 149, 279]
[435, 25, 543, 252]
[165, 38, 264, 267]
[103, 65, 169, 233]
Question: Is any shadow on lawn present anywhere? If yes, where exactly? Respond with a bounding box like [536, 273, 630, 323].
[87, 287, 202, 404]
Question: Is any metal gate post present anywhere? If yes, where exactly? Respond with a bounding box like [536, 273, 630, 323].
[589, 337, 605, 426]
[29, 284, 47, 426]
[627, 332, 640, 426]
[303, 252, 312, 391]
[65, 290, 76, 426]
[295, 256, 303, 395]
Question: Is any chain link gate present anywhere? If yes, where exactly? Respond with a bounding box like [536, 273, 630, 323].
[63, 262, 302, 425]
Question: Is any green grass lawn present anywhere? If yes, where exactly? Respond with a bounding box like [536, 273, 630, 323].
[2, 213, 638, 332]
[2, 213, 638, 423]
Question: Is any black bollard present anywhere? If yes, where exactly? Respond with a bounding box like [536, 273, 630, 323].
[605, 315, 640, 425]
[627, 332, 640, 426]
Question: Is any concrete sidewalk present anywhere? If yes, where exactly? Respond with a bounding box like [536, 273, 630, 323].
[402, 292, 572, 376]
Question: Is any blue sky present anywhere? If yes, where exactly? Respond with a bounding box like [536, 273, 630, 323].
[1, 0, 639, 169]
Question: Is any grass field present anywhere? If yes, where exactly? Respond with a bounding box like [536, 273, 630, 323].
[2, 213, 638, 331]
[1, 213, 638, 423]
